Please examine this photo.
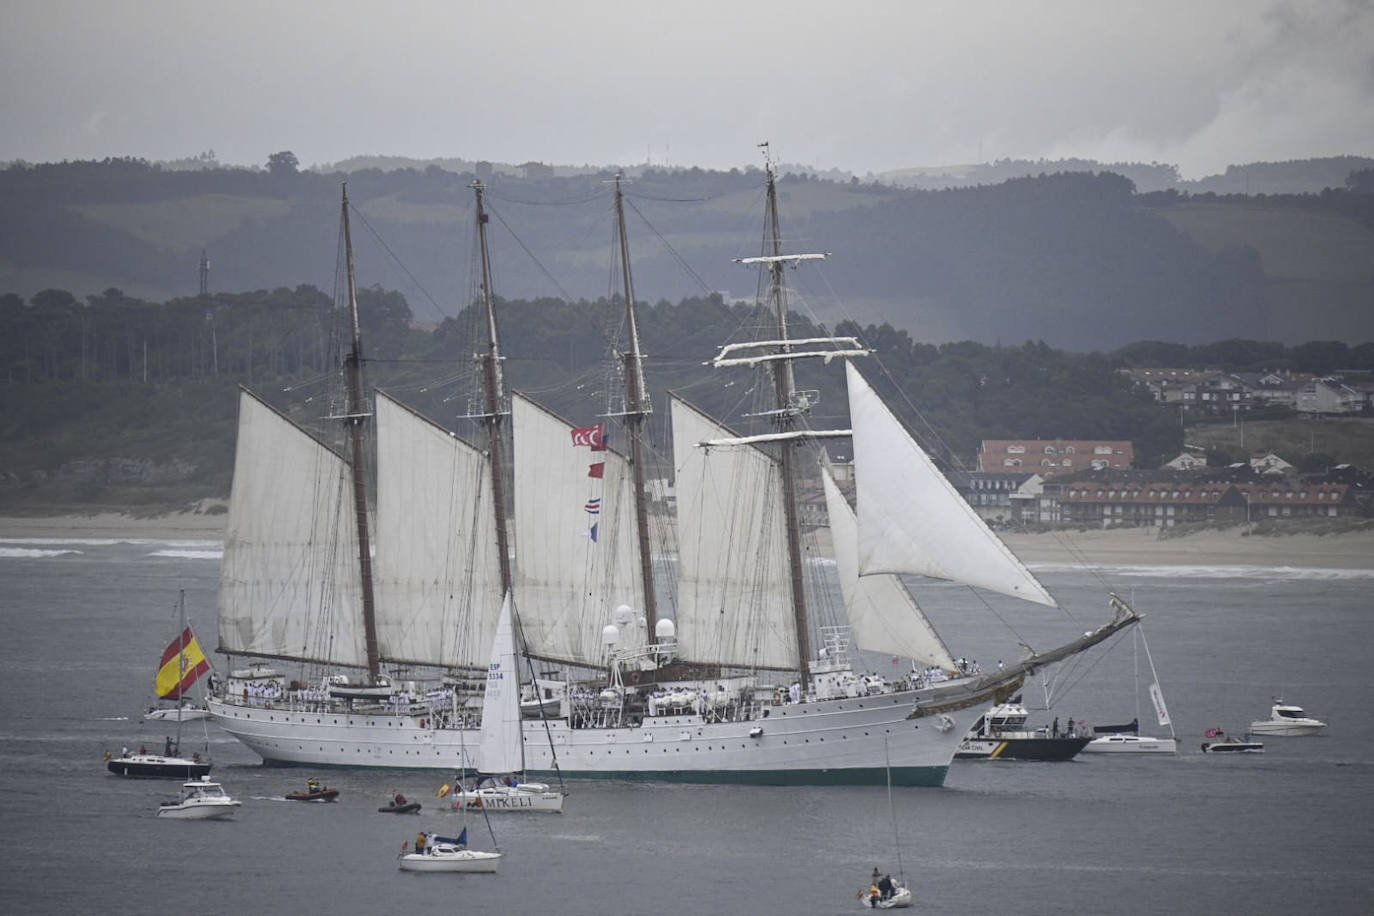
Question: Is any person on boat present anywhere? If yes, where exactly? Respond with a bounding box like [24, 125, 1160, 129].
[393, 792, 407, 806]
[878, 874, 894, 900]
[163, 736, 174, 756]
[415, 832, 427, 854]
[307, 777, 321, 794]
[139, 744, 147, 755]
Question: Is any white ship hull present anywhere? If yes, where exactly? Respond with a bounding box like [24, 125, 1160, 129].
[209, 682, 1000, 786]
[1246, 720, 1324, 737]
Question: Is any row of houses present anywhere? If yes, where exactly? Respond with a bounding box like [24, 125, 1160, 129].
[1121, 368, 1372, 415]
[945, 463, 1369, 528]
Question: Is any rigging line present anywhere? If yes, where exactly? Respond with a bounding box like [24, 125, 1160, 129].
[485, 187, 609, 208]
[481, 203, 578, 304]
[623, 196, 714, 295]
[347, 202, 450, 323]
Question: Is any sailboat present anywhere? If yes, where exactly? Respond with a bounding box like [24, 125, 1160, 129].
[206, 163, 1138, 786]
[446, 592, 565, 813]
[144, 590, 214, 722]
[1083, 626, 1178, 754]
[109, 590, 213, 778]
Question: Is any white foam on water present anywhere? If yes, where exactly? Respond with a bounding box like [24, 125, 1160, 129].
[150, 549, 223, 561]
[0, 547, 82, 559]
[1028, 561, 1374, 580]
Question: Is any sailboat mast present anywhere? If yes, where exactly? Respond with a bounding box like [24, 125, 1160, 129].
[612, 174, 658, 632]
[762, 163, 813, 684]
[340, 183, 382, 682]
[471, 181, 514, 594]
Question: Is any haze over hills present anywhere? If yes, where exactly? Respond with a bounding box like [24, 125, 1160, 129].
[1, 154, 1371, 352]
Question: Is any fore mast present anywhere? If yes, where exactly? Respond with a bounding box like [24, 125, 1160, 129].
[611, 173, 659, 633]
[471, 180, 515, 596]
[339, 183, 382, 683]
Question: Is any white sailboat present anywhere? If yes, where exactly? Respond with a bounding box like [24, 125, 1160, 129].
[109, 590, 213, 778]
[207, 163, 1139, 785]
[1083, 626, 1178, 754]
[447, 592, 565, 813]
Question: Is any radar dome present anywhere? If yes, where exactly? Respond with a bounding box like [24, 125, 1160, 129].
[613, 604, 634, 626]
[601, 624, 620, 646]
[655, 619, 677, 641]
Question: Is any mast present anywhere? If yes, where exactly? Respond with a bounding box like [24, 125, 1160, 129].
[612, 173, 658, 632]
[471, 181, 514, 594]
[761, 159, 813, 685]
[340, 183, 382, 682]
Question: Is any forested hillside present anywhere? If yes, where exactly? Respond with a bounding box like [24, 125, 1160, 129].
[2, 279, 1369, 513]
[3, 158, 1371, 352]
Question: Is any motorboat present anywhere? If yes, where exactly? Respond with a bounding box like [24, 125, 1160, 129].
[156, 777, 241, 819]
[1249, 702, 1326, 737]
[955, 701, 1089, 760]
[1201, 729, 1263, 753]
[398, 831, 501, 873]
[379, 794, 421, 814]
[144, 702, 211, 722]
[1083, 734, 1178, 754]
[286, 780, 339, 802]
[447, 776, 563, 814]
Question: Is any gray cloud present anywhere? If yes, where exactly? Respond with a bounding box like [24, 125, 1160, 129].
[2, 0, 1370, 177]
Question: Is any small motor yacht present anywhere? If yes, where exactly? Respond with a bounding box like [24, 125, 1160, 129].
[1200, 729, 1263, 753]
[156, 777, 241, 819]
[1248, 702, 1326, 737]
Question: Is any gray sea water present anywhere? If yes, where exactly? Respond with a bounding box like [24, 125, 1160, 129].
[0, 536, 1371, 915]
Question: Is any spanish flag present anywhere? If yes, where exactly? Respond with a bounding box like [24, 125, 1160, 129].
[437, 783, 452, 798]
[156, 627, 211, 699]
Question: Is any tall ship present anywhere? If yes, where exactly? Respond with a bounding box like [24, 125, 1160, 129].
[208, 162, 1137, 785]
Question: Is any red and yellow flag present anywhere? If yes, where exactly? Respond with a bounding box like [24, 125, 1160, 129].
[156, 627, 211, 699]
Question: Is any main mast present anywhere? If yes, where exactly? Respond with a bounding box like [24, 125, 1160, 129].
[762, 161, 813, 685]
[612, 173, 658, 633]
[340, 183, 382, 682]
[471, 181, 514, 595]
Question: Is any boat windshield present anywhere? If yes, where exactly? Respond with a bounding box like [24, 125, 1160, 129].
[1277, 707, 1305, 719]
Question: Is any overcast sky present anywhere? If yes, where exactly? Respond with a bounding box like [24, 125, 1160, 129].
[3, 0, 1372, 178]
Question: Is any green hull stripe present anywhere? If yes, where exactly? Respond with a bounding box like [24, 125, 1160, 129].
[522, 765, 949, 787]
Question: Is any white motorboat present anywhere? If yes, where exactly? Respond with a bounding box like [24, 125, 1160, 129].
[860, 885, 913, 910]
[1083, 734, 1178, 754]
[1249, 702, 1326, 736]
[156, 777, 241, 819]
[1200, 729, 1263, 753]
[398, 832, 501, 873]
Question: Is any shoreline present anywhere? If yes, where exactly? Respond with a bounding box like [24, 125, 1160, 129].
[1, 511, 1372, 569]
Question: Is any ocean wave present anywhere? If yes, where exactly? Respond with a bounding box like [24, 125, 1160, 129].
[149, 549, 223, 561]
[0, 536, 220, 548]
[0, 547, 82, 558]
[1028, 562, 1374, 581]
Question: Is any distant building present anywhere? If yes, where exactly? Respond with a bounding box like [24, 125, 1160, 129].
[1296, 379, 1364, 415]
[1162, 450, 1207, 471]
[978, 439, 1133, 477]
[947, 470, 1043, 525]
[519, 161, 555, 180]
[1249, 452, 1294, 475]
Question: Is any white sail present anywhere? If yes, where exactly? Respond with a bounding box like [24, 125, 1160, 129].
[821, 464, 956, 670]
[847, 362, 1057, 607]
[511, 394, 645, 665]
[372, 391, 502, 669]
[476, 592, 523, 775]
[217, 389, 369, 667]
[671, 396, 797, 669]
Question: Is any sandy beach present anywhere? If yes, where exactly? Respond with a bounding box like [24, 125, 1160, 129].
[2, 510, 1370, 569]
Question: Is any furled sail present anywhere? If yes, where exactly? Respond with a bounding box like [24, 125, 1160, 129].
[218, 388, 370, 667]
[372, 391, 502, 669]
[847, 362, 1057, 607]
[476, 592, 523, 775]
[511, 394, 645, 665]
[671, 396, 797, 669]
[821, 463, 956, 670]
